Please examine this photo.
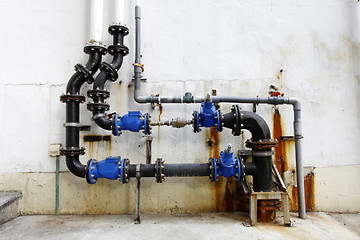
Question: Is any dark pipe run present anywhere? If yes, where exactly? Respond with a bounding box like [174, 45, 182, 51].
[128, 164, 211, 178]
[62, 46, 106, 178]
[89, 25, 129, 131]
[241, 111, 271, 141]
[223, 109, 273, 192]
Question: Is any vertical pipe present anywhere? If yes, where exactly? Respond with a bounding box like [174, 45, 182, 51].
[293, 101, 306, 219]
[89, 0, 103, 43]
[114, 0, 125, 25]
[55, 156, 60, 215]
[134, 1, 142, 97]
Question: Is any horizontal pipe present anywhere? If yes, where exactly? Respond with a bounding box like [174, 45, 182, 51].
[128, 163, 211, 178]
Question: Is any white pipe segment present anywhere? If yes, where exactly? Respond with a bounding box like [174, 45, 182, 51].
[135, 0, 141, 7]
[89, 0, 103, 43]
[114, 0, 125, 25]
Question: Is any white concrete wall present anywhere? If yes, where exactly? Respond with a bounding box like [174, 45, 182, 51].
[0, 0, 359, 213]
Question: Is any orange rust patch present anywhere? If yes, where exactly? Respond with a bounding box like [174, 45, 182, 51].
[209, 127, 248, 212]
[304, 172, 315, 211]
[257, 200, 281, 223]
[106, 140, 112, 156]
[158, 104, 163, 121]
[273, 109, 288, 177]
[288, 172, 315, 212]
[209, 127, 221, 211]
[88, 142, 94, 159]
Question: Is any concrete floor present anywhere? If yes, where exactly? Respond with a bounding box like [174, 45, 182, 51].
[0, 212, 359, 240]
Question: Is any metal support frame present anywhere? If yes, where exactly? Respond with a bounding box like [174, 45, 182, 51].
[135, 164, 141, 223]
[249, 192, 291, 226]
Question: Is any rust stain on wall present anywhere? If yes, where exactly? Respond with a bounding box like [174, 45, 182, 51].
[88, 142, 94, 159]
[288, 172, 315, 212]
[208, 127, 221, 211]
[273, 109, 288, 177]
[304, 172, 315, 211]
[208, 127, 248, 212]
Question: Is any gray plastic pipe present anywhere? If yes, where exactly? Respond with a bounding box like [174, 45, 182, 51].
[133, 4, 306, 219]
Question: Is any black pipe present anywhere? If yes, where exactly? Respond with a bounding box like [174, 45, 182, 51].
[252, 156, 273, 192]
[244, 162, 256, 175]
[61, 45, 106, 178]
[128, 163, 211, 178]
[88, 25, 129, 130]
[241, 111, 271, 141]
[223, 107, 273, 191]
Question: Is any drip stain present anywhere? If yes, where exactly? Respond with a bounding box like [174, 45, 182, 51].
[272, 109, 288, 177]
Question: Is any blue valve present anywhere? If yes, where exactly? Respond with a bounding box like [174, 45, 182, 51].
[86, 157, 130, 184]
[210, 144, 242, 182]
[193, 93, 222, 133]
[113, 111, 150, 136]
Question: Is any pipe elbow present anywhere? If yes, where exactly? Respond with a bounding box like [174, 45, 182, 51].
[134, 90, 147, 103]
[288, 98, 301, 111]
[241, 111, 271, 140]
[94, 115, 112, 130]
[66, 156, 86, 178]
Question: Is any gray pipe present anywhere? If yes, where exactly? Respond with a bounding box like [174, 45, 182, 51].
[133, 4, 306, 219]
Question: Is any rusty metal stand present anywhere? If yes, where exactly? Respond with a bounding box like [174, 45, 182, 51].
[249, 191, 291, 226]
[244, 164, 291, 226]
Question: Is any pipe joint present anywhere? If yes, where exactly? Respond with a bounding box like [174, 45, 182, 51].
[210, 146, 243, 182]
[60, 94, 85, 103]
[100, 62, 118, 82]
[112, 111, 151, 136]
[192, 99, 222, 133]
[108, 25, 129, 36]
[86, 157, 130, 184]
[83, 44, 107, 55]
[108, 45, 129, 56]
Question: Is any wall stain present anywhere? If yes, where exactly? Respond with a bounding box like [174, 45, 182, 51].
[288, 171, 315, 212]
[273, 109, 288, 178]
[208, 127, 221, 211]
[106, 140, 112, 156]
[208, 127, 248, 212]
[88, 142, 94, 159]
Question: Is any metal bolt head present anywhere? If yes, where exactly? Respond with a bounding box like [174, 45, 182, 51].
[226, 143, 232, 153]
[205, 92, 211, 102]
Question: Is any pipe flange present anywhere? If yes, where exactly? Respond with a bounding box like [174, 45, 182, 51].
[238, 157, 246, 182]
[143, 113, 152, 135]
[155, 158, 165, 183]
[108, 45, 129, 56]
[209, 158, 217, 182]
[87, 89, 110, 99]
[120, 158, 130, 184]
[60, 147, 85, 156]
[85, 159, 98, 184]
[74, 64, 93, 83]
[87, 102, 110, 112]
[245, 139, 278, 149]
[192, 111, 200, 133]
[83, 44, 108, 55]
[100, 62, 118, 82]
[112, 114, 122, 136]
[230, 105, 241, 136]
[108, 25, 129, 36]
[60, 94, 86, 103]
[215, 110, 223, 132]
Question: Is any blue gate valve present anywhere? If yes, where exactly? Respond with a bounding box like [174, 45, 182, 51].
[86, 157, 130, 184]
[112, 111, 150, 136]
[193, 93, 222, 133]
[210, 144, 242, 182]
